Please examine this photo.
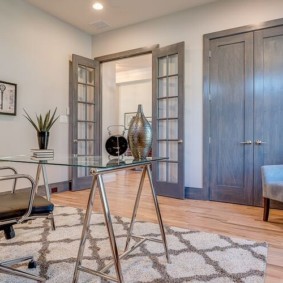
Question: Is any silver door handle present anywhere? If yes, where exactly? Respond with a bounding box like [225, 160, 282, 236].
[240, 140, 252, 144]
[178, 140, 183, 144]
[255, 140, 267, 145]
[73, 139, 78, 143]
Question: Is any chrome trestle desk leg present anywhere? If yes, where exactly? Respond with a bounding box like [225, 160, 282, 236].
[146, 164, 170, 263]
[97, 174, 124, 283]
[35, 163, 55, 230]
[73, 173, 124, 283]
[35, 164, 51, 200]
[124, 166, 147, 252]
[72, 175, 98, 283]
[34, 164, 42, 195]
[41, 164, 51, 201]
[73, 163, 168, 283]
[125, 165, 169, 262]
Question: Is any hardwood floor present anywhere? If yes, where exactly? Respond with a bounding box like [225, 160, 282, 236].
[52, 170, 283, 283]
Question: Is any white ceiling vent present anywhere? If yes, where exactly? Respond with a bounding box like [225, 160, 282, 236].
[90, 20, 111, 30]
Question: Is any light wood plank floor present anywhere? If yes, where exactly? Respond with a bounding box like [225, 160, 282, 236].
[52, 170, 283, 283]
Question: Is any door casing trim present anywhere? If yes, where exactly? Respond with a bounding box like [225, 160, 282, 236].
[95, 45, 159, 63]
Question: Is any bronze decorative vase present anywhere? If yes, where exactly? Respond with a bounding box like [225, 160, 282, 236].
[127, 104, 152, 160]
[37, 131, 49, 149]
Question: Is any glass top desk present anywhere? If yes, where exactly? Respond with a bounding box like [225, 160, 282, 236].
[0, 154, 169, 283]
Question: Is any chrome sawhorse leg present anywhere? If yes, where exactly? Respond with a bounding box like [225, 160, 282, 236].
[124, 165, 147, 251]
[124, 164, 170, 262]
[97, 174, 124, 282]
[35, 163, 55, 230]
[35, 164, 50, 201]
[73, 162, 169, 283]
[72, 174, 101, 283]
[72, 171, 123, 283]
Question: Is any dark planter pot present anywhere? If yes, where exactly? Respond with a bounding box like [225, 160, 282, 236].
[37, 131, 49, 149]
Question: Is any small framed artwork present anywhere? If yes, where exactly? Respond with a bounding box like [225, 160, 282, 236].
[124, 112, 136, 129]
[0, 81, 17, 115]
[146, 117, 152, 125]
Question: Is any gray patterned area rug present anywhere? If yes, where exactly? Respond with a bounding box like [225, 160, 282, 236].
[0, 206, 267, 283]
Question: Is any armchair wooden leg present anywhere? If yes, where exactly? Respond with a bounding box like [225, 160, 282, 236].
[263, 197, 270, 221]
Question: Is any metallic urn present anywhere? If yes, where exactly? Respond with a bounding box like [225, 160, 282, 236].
[127, 104, 152, 160]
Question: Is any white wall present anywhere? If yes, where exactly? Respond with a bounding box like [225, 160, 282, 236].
[92, 0, 283, 189]
[117, 80, 152, 126]
[101, 61, 119, 159]
[0, 0, 92, 189]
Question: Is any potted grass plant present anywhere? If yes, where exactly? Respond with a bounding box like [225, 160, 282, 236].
[23, 108, 59, 149]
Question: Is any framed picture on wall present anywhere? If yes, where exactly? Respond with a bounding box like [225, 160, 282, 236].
[124, 112, 136, 129]
[124, 112, 152, 129]
[146, 116, 152, 125]
[0, 81, 17, 116]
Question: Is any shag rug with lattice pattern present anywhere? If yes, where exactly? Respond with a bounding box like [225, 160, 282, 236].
[0, 206, 268, 282]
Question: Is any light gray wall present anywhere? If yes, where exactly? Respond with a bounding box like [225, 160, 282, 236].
[101, 61, 118, 160]
[0, 0, 92, 188]
[2, 0, 283, 191]
[92, 0, 283, 188]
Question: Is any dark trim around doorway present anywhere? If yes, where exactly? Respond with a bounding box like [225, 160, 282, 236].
[94, 44, 159, 63]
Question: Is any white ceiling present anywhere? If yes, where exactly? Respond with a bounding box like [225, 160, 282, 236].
[25, 0, 218, 35]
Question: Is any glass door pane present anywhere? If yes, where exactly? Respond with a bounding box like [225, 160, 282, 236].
[70, 55, 100, 190]
[157, 54, 179, 182]
[152, 42, 184, 198]
[76, 64, 96, 178]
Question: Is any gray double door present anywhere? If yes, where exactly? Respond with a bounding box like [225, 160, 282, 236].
[208, 25, 283, 206]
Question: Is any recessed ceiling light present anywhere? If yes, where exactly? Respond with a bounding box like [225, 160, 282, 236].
[93, 2, 103, 10]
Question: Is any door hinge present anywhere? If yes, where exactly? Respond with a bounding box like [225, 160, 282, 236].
[209, 50, 212, 58]
[209, 137, 211, 143]
[209, 94, 212, 101]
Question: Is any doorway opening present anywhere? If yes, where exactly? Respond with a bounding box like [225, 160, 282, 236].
[70, 42, 184, 198]
[101, 54, 152, 159]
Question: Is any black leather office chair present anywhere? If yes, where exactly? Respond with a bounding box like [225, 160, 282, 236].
[0, 166, 54, 282]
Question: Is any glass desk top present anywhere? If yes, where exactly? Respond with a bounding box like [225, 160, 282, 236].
[0, 154, 167, 169]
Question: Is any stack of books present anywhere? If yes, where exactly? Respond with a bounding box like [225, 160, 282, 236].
[31, 149, 54, 160]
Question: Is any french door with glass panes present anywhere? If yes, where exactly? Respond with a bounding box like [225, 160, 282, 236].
[69, 54, 101, 190]
[152, 42, 185, 199]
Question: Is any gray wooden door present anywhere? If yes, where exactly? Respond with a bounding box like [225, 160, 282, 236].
[70, 54, 101, 190]
[253, 26, 283, 205]
[209, 33, 254, 205]
[152, 42, 185, 199]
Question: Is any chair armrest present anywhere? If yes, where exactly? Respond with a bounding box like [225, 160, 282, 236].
[0, 166, 18, 174]
[0, 174, 37, 224]
[261, 165, 283, 184]
[0, 166, 18, 192]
